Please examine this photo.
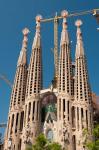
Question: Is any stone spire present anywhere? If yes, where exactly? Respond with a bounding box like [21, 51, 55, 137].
[58, 10, 73, 95]
[4, 28, 29, 150]
[17, 28, 30, 67]
[22, 16, 42, 148]
[74, 20, 91, 102]
[10, 28, 29, 109]
[60, 10, 69, 46]
[32, 15, 42, 49]
[75, 20, 84, 58]
[26, 15, 42, 97]
[72, 20, 93, 150]
[57, 10, 73, 149]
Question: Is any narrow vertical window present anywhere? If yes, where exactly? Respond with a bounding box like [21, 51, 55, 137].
[67, 101, 69, 121]
[59, 99, 61, 119]
[86, 110, 88, 129]
[72, 106, 75, 128]
[32, 101, 35, 121]
[77, 107, 79, 130]
[15, 113, 19, 133]
[81, 108, 84, 128]
[10, 114, 14, 134]
[20, 111, 24, 131]
[72, 135, 76, 150]
[24, 105, 27, 125]
[63, 99, 65, 112]
[28, 102, 31, 121]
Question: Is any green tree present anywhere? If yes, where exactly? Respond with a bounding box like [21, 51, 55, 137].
[46, 142, 62, 150]
[26, 134, 62, 150]
[83, 124, 99, 150]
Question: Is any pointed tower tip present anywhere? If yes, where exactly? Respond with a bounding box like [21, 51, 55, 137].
[22, 27, 30, 49]
[61, 10, 68, 18]
[75, 20, 83, 38]
[22, 28, 30, 36]
[32, 15, 42, 49]
[35, 15, 42, 23]
[75, 20, 83, 27]
[60, 10, 69, 46]
[17, 28, 30, 67]
[75, 20, 84, 58]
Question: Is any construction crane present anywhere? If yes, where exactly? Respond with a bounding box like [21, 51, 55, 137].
[0, 74, 12, 88]
[53, 14, 58, 87]
[40, 8, 99, 87]
[0, 9, 98, 89]
[0, 123, 7, 128]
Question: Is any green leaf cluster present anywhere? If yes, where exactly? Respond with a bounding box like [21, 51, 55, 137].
[26, 134, 62, 150]
[87, 140, 99, 150]
[83, 124, 99, 150]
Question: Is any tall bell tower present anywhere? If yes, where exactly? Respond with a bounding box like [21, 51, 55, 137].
[57, 11, 73, 149]
[22, 15, 42, 149]
[72, 20, 93, 150]
[4, 28, 29, 150]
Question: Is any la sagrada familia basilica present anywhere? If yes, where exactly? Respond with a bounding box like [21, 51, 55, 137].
[4, 10, 93, 150]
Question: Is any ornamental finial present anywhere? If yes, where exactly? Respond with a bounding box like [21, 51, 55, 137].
[22, 28, 30, 49]
[60, 10, 69, 45]
[61, 10, 68, 18]
[35, 15, 42, 23]
[75, 20, 83, 39]
[22, 28, 30, 36]
[35, 15, 42, 33]
[75, 19, 84, 58]
[17, 28, 29, 67]
[32, 15, 42, 49]
[75, 20, 83, 27]
[61, 10, 68, 30]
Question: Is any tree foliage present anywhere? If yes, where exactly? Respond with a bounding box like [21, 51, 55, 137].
[83, 124, 99, 150]
[46, 142, 62, 150]
[26, 134, 62, 150]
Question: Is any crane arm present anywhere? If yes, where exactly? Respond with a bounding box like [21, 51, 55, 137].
[0, 74, 12, 88]
[41, 8, 99, 22]
[0, 123, 7, 128]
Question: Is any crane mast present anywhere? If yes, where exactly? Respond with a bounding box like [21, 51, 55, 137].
[53, 14, 58, 87]
[0, 123, 6, 128]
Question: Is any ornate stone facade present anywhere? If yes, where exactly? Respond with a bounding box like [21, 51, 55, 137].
[4, 13, 93, 150]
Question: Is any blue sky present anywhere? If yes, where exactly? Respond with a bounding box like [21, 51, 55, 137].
[0, 0, 99, 137]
